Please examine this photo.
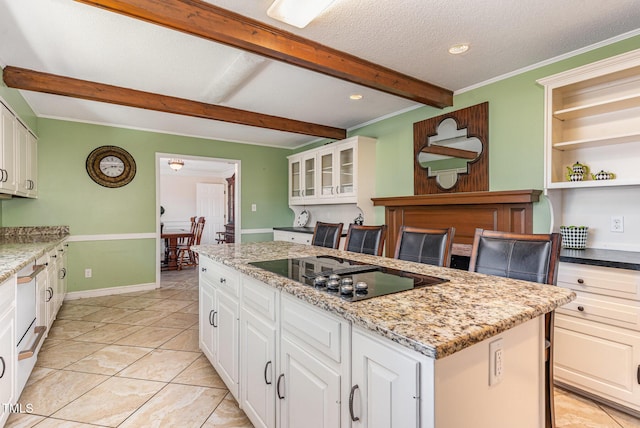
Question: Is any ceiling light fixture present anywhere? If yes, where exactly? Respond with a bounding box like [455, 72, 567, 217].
[349, 94, 363, 100]
[448, 44, 470, 55]
[267, 0, 338, 28]
[168, 159, 184, 171]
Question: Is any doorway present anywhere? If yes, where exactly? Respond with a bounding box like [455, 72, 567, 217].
[156, 153, 240, 281]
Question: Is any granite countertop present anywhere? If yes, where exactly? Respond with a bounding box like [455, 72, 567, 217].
[560, 247, 640, 271]
[0, 227, 70, 283]
[194, 241, 575, 359]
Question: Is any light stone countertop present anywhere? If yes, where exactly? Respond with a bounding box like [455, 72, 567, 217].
[193, 241, 576, 359]
[0, 227, 69, 283]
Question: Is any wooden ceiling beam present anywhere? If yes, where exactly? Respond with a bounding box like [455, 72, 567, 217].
[2, 66, 346, 140]
[74, 0, 453, 108]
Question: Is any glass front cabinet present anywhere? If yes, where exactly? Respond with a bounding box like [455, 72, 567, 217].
[287, 136, 376, 207]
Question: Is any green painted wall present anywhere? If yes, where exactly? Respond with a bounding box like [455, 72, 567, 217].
[1, 35, 639, 293]
[1, 117, 292, 292]
[350, 35, 640, 231]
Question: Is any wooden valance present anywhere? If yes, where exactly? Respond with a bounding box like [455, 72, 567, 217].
[372, 190, 542, 257]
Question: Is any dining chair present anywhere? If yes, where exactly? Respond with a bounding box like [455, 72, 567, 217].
[311, 222, 344, 249]
[344, 224, 387, 256]
[178, 217, 206, 269]
[394, 226, 455, 267]
[468, 228, 562, 428]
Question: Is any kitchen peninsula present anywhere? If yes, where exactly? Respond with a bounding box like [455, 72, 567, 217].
[194, 241, 575, 428]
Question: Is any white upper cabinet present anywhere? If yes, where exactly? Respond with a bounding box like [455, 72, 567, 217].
[0, 99, 38, 198]
[0, 102, 17, 193]
[538, 48, 640, 190]
[287, 136, 376, 210]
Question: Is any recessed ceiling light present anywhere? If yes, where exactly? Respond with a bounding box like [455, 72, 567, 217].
[349, 94, 363, 100]
[448, 44, 470, 55]
[267, 0, 338, 28]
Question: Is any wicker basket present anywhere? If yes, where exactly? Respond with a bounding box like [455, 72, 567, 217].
[560, 226, 588, 249]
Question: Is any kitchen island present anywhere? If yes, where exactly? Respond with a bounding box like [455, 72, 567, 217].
[194, 241, 575, 428]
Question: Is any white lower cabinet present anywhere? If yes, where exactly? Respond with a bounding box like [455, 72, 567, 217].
[555, 262, 640, 415]
[279, 294, 348, 428]
[199, 257, 241, 400]
[555, 315, 640, 412]
[0, 277, 16, 427]
[199, 255, 545, 428]
[240, 277, 278, 428]
[351, 327, 420, 428]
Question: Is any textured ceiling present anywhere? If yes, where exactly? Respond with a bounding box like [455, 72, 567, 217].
[1, 0, 639, 149]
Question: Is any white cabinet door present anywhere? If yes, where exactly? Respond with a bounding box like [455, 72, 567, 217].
[216, 290, 240, 399]
[199, 277, 216, 362]
[25, 131, 37, 198]
[351, 328, 420, 428]
[555, 314, 640, 413]
[241, 308, 277, 428]
[0, 306, 16, 427]
[0, 102, 17, 194]
[317, 147, 335, 199]
[289, 155, 303, 204]
[279, 335, 341, 428]
[335, 142, 356, 200]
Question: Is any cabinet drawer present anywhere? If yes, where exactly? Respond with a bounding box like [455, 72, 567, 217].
[281, 294, 345, 363]
[554, 314, 640, 412]
[558, 290, 640, 331]
[558, 262, 640, 300]
[200, 257, 239, 297]
[242, 276, 278, 323]
[273, 230, 312, 245]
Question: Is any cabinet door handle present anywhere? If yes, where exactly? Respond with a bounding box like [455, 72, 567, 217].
[0, 356, 5, 379]
[637, 365, 639, 385]
[201, 267, 207, 272]
[219, 277, 226, 284]
[577, 278, 585, 284]
[212, 311, 218, 328]
[577, 306, 585, 312]
[277, 374, 285, 399]
[349, 384, 360, 422]
[46, 287, 53, 302]
[264, 361, 272, 385]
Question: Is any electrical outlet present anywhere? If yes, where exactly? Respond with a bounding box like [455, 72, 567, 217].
[611, 215, 624, 233]
[251, 203, 257, 212]
[84, 268, 92, 278]
[489, 338, 504, 386]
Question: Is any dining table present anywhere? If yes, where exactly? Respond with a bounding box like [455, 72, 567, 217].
[161, 230, 194, 271]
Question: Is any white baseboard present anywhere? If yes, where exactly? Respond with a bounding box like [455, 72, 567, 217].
[64, 282, 158, 300]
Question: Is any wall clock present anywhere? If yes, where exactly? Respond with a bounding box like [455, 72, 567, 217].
[86, 145, 136, 188]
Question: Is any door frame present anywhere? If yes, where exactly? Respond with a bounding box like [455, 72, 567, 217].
[155, 152, 241, 284]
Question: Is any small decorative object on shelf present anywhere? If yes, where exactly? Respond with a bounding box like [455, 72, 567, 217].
[354, 213, 364, 225]
[560, 225, 589, 249]
[591, 170, 615, 180]
[566, 161, 589, 182]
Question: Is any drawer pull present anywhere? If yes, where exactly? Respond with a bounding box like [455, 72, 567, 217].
[18, 326, 47, 361]
[0, 356, 5, 379]
[201, 267, 207, 272]
[577, 278, 585, 285]
[637, 365, 639, 384]
[220, 277, 226, 284]
[577, 306, 585, 312]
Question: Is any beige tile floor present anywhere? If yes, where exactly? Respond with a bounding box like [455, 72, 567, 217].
[6, 269, 640, 427]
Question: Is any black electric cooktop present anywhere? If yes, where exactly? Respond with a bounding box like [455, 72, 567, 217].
[249, 255, 448, 302]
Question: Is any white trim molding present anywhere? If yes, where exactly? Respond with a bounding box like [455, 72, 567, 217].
[64, 282, 158, 300]
[66, 233, 156, 242]
[241, 228, 274, 235]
